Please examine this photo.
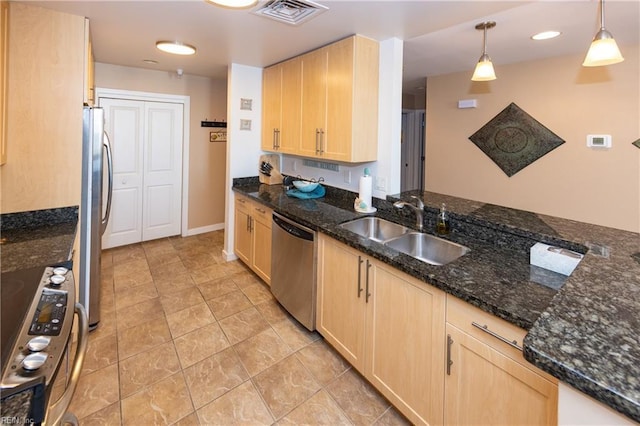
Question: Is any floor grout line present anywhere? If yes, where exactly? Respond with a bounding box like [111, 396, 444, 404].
[70, 231, 409, 425]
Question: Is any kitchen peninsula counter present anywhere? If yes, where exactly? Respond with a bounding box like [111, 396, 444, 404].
[1, 206, 79, 273]
[232, 179, 640, 423]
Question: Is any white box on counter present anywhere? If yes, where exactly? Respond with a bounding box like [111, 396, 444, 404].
[530, 243, 584, 276]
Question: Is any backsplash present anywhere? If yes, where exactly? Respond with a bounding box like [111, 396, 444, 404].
[233, 176, 585, 255]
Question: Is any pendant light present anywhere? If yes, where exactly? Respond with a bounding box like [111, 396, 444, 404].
[583, 0, 624, 66]
[471, 21, 497, 82]
[205, 0, 258, 8]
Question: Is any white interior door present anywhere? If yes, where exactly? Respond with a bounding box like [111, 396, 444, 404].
[142, 102, 183, 241]
[100, 98, 184, 249]
[101, 98, 144, 249]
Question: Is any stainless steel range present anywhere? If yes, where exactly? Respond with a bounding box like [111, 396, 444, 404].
[1, 264, 88, 425]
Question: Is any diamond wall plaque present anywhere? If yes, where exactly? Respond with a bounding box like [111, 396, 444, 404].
[633, 139, 640, 149]
[469, 103, 565, 177]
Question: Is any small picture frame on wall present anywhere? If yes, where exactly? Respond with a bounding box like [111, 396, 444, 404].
[210, 130, 227, 142]
[240, 119, 252, 131]
[240, 98, 253, 111]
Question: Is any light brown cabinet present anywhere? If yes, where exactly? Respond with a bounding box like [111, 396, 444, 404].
[234, 194, 272, 285]
[84, 18, 95, 106]
[262, 35, 379, 163]
[301, 35, 379, 162]
[444, 295, 558, 425]
[318, 233, 558, 425]
[1, 3, 88, 212]
[261, 57, 301, 153]
[0, 0, 8, 166]
[317, 234, 445, 425]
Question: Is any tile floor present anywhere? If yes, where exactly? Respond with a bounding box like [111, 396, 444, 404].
[65, 231, 411, 425]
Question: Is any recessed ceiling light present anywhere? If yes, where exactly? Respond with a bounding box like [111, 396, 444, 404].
[205, 0, 258, 9]
[142, 59, 159, 64]
[156, 41, 196, 55]
[531, 31, 562, 41]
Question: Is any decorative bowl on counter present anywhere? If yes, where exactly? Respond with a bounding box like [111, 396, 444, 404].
[292, 181, 319, 192]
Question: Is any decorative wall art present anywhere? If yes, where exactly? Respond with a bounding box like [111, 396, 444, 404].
[632, 139, 640, 149]
[469, 103, 565, 177]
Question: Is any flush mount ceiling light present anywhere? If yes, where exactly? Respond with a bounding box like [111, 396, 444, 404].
[531, 31, 562, 41]
[583, 0, 624, 66]
[471, 21, 497, 82]
[156, 41, 196, 55]
[205, 0, 258, 8]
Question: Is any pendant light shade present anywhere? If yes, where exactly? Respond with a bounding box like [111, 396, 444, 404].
[205, 0, 258, 8]
[583, 0, 624, 66]
[471, 22, 497, 81]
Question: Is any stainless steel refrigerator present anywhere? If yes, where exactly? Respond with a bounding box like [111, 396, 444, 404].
[79, 106, 113, 330]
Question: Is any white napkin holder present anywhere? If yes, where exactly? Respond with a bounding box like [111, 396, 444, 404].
[530, 243, 583, 276]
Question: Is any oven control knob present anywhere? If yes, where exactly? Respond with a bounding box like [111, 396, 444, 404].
[27, 336, 51, 352]
[50, 274, 65, 286]
[22, 352, 48, 371]
[53, 267, 68, 276]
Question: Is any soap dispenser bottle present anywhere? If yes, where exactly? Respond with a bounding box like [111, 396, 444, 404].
[436, 203, 450, 235]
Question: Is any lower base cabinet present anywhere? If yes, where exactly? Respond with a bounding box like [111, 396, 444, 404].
[444, 296, 558, 425]
[317, 234, 558, 426]
[317, 234, 445, 425]
[233, 194, 272, 284]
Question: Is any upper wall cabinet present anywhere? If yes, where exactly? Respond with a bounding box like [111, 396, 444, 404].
[261, 56, 301, 154]
[262, 35, 379, 163]
[0, 0, 9, 166]
[2, 3, 87, 212]
[84, 18, 95, 106]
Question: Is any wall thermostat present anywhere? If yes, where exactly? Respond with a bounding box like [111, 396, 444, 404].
[586, 134, 612, 148]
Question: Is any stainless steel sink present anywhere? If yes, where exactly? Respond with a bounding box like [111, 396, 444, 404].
[338, 217, 410, 243]
[384, 232, 470, 266]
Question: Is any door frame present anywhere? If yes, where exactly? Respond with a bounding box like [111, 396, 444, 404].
[95, 87, 191, 237]
[400, 109, 425, 192]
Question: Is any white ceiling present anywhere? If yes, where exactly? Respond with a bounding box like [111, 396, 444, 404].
[21, 0, 640, 94]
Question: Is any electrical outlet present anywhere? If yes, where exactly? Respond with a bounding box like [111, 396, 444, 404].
[374, 176, 387, 191]
[344, 170, 351, 183]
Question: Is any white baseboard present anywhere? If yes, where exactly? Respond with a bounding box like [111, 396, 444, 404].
[222, 249, 237, 262]
[184, 223, 225, 236]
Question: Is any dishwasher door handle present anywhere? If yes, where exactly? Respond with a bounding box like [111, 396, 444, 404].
[272, 212, 314, 241]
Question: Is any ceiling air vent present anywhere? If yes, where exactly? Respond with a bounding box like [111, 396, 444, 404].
[253, 0, 328, 26]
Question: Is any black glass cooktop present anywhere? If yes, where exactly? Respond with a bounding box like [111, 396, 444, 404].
[1, 266, 47, 369]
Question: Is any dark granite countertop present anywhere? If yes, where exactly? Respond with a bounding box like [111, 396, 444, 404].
[1, 206, 79, 273]
[233, 178, 640, 422]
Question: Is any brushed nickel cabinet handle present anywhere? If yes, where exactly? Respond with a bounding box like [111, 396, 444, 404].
[365, 259, 372, 303]
[471, 321, 523, 351]
[446, 334, 454, 375]
[315, 129, 320, 154]
[357, 256, 364, 298]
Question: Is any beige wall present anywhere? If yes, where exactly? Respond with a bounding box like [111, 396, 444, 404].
[95, 63, 227, 231]
[425, 44, 639, 232]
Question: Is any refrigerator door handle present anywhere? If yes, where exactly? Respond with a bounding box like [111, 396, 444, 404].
[101, 132, 113, 235]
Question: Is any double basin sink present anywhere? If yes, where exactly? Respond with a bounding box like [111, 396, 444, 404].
[339, 217, 469, 266]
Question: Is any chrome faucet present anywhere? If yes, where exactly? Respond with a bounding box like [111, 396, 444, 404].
[393, 196, 424, 231]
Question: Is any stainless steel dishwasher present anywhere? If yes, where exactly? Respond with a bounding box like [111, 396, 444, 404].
[271, 212, 316, 331]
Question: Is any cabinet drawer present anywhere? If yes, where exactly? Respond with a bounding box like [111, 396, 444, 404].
[252, 203, 272, 227]
[446, 295, 556, 382]
[235, 194, 251, 213]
